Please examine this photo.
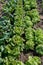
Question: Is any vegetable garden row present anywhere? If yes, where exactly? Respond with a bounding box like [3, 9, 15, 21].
[0, 0, 43, 65]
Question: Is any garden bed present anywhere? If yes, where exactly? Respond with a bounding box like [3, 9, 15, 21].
[0, 0, 43, 65]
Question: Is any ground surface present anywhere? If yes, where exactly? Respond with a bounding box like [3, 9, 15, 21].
[0, 0, 43, 65]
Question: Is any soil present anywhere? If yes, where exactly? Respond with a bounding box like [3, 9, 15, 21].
[0, 0, 43, 65]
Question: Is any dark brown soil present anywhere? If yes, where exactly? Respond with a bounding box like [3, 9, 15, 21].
[0, 0, 43, 65]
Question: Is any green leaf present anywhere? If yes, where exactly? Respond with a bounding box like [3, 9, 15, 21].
[25, 27, 34, 40]
[26, 56, 41, 65]
[25, 40, 34, 50]
[13, 26, 24, 35]
[36, 44, 43, 55]
[35, 28, 43, 44]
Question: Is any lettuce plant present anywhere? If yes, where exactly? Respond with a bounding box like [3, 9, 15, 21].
[3, 0, 16, 13]
[2, 0, 17, 24]
[24, 0, 30, 11]
[26, 9, 40, 24]
[35, 28, 43, 44]
[13, 26, 24, 35]
[30, 0, 37, 9]
[24, 16, 33, 27]
[12, 35, 25, 51]
[25, 40, 34, 50]
[25, 27, 34, 40]
[12, 35, 24, 45]
[14, 21, 25, 28]
[0, 18, 12, 45]
[36, 44, 43, 55]
[26, 56, 41, 65]
[4, 44, 20, 56]
[24, 0, 37, 11]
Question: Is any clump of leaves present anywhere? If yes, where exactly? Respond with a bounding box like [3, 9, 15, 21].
[3, 57, 24, 65]
[24, 0, 37, 11]
[25, 28, 35, 50]
[12, 35, 24, 51]
[3, 0, 16, 13]
[24, 16, 33, 27]
[26, 56, 41, 65]
[25, 27, 34, 40]
[36, 44, 43, 55]
[26, 9, 40, 24]
[15, 61, 25, 65]
[35, 28, 43, 44]
[4, 44, 20, 56]
[0, 18, 12, 45]
[13, 26, 24, 35]
[12, 35, 24, 45]
[25, 40, 34, 50]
